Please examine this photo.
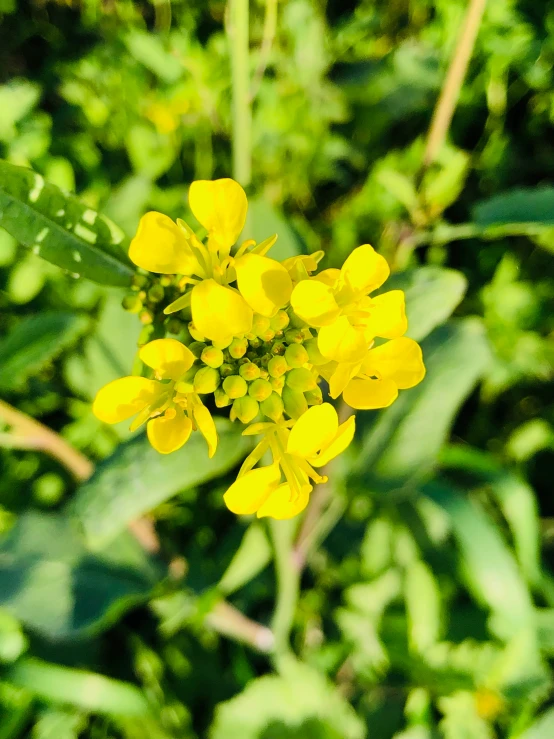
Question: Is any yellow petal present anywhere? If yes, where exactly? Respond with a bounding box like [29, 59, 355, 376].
[223, 464, 281, 515]
[363, 337, 425, 389]
[192, 401, 218, 458]
[256, 482, 311, 520]
[188, 179, 248, 249]
[147, 410, 193, 454]
[139, 338, 195, 381]
[235, 253, 292, 317]
[313, 268, 341, 287]
[92, 377, 162, 424]
[191, 279, 253, 344]
[129, 212, 198, 274]
[340, 244, 390, 297]
[343, 377, 398, 409]
[328, 361, 362, 399]
[363, 291, 407, 340]
[318, 316, 368, 363]
[290, 280, 340, 327]
[309, 415, 356, 467]
[287, 403, 339, 459]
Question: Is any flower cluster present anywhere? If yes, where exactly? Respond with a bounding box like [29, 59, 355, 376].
[93, 179, 425, 519]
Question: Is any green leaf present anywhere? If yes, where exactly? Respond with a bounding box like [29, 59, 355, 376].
[6, 658, 150, 716]
[0, 160, 134, 287]
[0, 312, 89, 391]
[72, 420, 251, 549]
[209, 657, 365, 739]
[405, 560, 441, 652]
[357, 319, 490, 488]
[438, 692, 494, 739]
[520, 708, 554, 739]
[423, 481, 534, 639]
[472, 186, 554, 226]
[384, 266, 467, 342]
[0, 80, 40, 141]
[32, 709, 86, 739]
[124, 31, 183, 83]
[218, 523, 272, 596]
[241, 197, 302, 261]
[0, 511, 164, 639]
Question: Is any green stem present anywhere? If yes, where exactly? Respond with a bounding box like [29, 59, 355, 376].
[228, 0, 252, 186]
[270, 518, 299, 659]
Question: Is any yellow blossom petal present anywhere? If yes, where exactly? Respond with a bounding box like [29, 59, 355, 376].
[329, 361, 362, 399]
[223, 464, 281, 515]
[188, 179, 248, 249]
[309, 415, 356, 467]
[235, 253, 293, 317]
[147, 410, 193, 454]
[318, 316, 368, 363]
[129, 212, 198, 274]
[93, 377, 162, 424]
[362, 337, 425, 389]
[314, 268, 341, 287]
[290, 280, 340, 327]
[139, 338, 195, 381]
[256, 482, 311, 520]
[340, 244, 390, 297]
[191, 279, 253, 344]
[343, 377, 398, 409]
[287, 403, 339, 459]
[363, 291, 407, 340]
[192, 401, 218, 458]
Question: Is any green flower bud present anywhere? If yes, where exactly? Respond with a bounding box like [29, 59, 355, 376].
[122, 294, 143, 313]
[147, 284, 165, 303]
[201, 346, 224, 368]
[239, 362, 261, 381]
[270, 375, 285, 391]
[140, 310, 153, 325]
[282, 386, 308, 419]
[286, 367, 317, 392]
[248, 336, 262, 350]
[270, 310, 290, 331]
[194, 366, 220, 394]
[229, 337, 248, 359]
[220, 362, 235, 378]
[284, 328, 304, 344]
[222, 375, 248, 399]
[231, 396, 259, 424]
[268, 356, 288, 378]
[248, 378, 273, 402]
[166, 317, 184, 335]
[285, 343, 309, 368]
[259, 353, 271, 368]
[252, 315, 271, 336]
[215, 388, 232, 408]
[188, 322, 205, 342]
[289, 311, 307, 329]
[304, 385, 323, 406]
[271, 340, 286, 355]
[131, 274, 149, 291]
[246, 351, 259, 361]
[261, 392, 284, 422]
[189, 341, 207, 358]
[304, 338, 327, 366]
[159, 276, 173, 287]
[260, 328, 276, 342]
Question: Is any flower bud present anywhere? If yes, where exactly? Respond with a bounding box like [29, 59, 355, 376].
[260, 328, 276, 342]
[248, 336, 262, 350]
[194, 366, 220, 394]
[271, 340, 286, 355]
[261, 392, 284, 421]
[188, 341, 207, 358]
[286, 367, 317, 392]
[285, 344, 309, 368]
[304, 338, 327, 366]
[229, 337, 248, 359]
[122, 294, 142, 313]
[160, 276, 172, 287]
[270, 310, 290, 331]
[285, 328, 304, 344]
[248, 378, 273, 402]
[188, 322, 205, 342]
[268, 356, 288, 378]
[239, 362, 261, 381]
[201, 346, 224, 368]
[165, 317, 184, 335]
[270, 375, 285, 392]
[131, 274, 149, 291]
[213, 336, 233, 350]
[222, 375, 248, 399]
[252, 315, 271, 336]
[282, 386, 308, 419]
[215, 388, 231, 408]
[147, 284, 165, 303]
[220, 362, 235, 378]
[231, 396, 259, 424]
[304, 386, 323, 406]
[140, 310, 153, 325]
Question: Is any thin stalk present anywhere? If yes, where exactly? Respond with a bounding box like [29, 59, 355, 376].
[250, 0, 278, 102]
[228, 0, 252, 186]
[270, 518, 299, 658]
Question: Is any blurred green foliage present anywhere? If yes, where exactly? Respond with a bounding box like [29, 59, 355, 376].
[0, 0, 554, 737]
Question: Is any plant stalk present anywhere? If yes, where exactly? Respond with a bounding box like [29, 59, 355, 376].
[228, 0, 252, 186]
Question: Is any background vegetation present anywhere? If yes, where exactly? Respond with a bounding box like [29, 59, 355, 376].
[0, 0, 554, 737]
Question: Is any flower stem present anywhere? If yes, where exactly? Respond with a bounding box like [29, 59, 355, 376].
[228, 0, 252, 186]
[270, 518, 299, 657]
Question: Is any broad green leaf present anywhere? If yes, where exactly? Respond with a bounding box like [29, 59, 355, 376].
[209, 657, 364, 739]
[0, 512, 164, 639]
[520, 708, 554, 739]
[472, 186, 554, 226]
[405, 560, 441, 652]
[241, 197, 302, 261]
[218, 523, 272, 596]
[6, 658, 150, 716]
[356, 319, 490, 488]
[0, 312, 89, 391]
[384, 266, 467, 342]
[423, 481, 534, 639]
[0, 160, 134, 286]
[72, 420, 251, 549]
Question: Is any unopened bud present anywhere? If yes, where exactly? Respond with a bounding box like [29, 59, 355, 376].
[248, 336, 262, 350]
[252, 315, 271, 336]
[284, 328, 304, 344]
[194, 366, 220, 394]
[213, 336, 233, 350]
[248, 378, 273, 402]
[222, 375, 248, 399]
[131, 274, 148, 291]
[270, 310, 290, 331]
[270, 375, 285, 392]
[286, 367, 317, 392]
[220, 362, 235, 378]
[268, 356, 288, 378]
[285, 344, 309, 368]
[271, 341, 286, 355]
[215, 388, 231, 408]
[304, 386, 323, 406]
[229, 337, 248, 359]
[282, 386, 308, 419]
[189, 341, 207, 358]
[147, 284, 165, 303]
[304, 338, 327, 365]
[188, 322, 205, 342]
[231, 396, 259, 424]
[261, 392, 284, 422]
[159, 276, 172, 287]
[201, 346, 224, 368]
[140, 311, 153, 325]
[165, 318, 183, 335]
[239, 362, 260, 381]
[122, 295, 142, 313]
[260, 328, 276, 342]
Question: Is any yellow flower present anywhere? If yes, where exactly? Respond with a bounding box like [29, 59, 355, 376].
[93, 338, 218, 456]
[223, 404, 355, 519]
[291, 244, 407, 363]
